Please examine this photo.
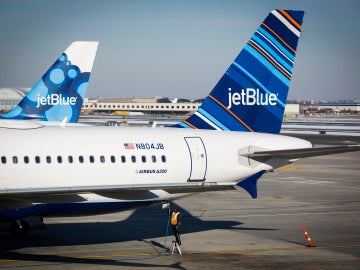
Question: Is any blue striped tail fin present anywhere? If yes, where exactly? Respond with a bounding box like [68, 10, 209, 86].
[173, 10, 304, 133]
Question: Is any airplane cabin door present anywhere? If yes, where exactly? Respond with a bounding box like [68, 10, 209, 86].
[184, 137, 207, 181]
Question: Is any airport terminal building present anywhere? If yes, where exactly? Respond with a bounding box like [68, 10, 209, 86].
[318, 102, 360, 113]
[82, 98, 201, 116]
[317, 102, 360, 113]
[0, 88, 28, 112]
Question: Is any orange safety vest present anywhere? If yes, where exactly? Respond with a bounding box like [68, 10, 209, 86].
[171, 212, 180, 225]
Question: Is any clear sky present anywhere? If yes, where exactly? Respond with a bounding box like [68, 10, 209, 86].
[0, 0, 359, 101]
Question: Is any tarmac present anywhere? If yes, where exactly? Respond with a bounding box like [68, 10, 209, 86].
[0, 149, 359, 269]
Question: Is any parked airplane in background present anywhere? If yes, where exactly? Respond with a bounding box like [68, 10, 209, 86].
[1, 41, 98, 123]
[0, 10, 359, 238]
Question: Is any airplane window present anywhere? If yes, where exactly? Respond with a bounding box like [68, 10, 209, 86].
[46, 156, 52, 163]
[161, 155, 166, 163]
[89, 155, 95, 163]
[79, 155, 84, 163]
[141, 156, 146, 163]
[152, 156, 156, 163]
[100, 155, 105, 163]
[13, 156, 18, 164]
[35, 156, 40, 164]
[24, 156, 29, 164]
[131, 156, 136, 163]
[121, 155, 126, 163]
[68, 156, 73, 163]
[1, 156, 6, 164]
[110, 155, 116, 163]
[57, 156, 62, 163]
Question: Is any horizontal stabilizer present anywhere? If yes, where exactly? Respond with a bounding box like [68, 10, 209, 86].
[236, 170, 265, 198]
[242, 145, 360, 160]
[0, 120, 44, 130]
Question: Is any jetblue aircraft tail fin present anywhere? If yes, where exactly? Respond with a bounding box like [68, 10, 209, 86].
[173, 10, 304, 133]
[1, 41, 98, 123]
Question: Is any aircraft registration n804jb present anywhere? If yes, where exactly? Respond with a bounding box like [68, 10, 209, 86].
[0, 10, 359, 237]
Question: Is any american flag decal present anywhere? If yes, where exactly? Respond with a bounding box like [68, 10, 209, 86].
[124, 143, 135, 150]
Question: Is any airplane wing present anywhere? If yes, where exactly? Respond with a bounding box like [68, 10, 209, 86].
[242, 145, 360, 160]
[0, 182, 236, 198]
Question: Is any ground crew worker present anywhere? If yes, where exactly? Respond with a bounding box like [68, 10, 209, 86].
[171, 207, 181, 245]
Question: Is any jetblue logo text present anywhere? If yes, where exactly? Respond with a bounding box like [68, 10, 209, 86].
[227, 88, 277, 109]
[36, 94, 77, 108]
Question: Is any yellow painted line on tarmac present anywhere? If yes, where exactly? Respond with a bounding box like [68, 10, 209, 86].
[74, 252, 152, 259]
[186, 243, 360, 255]
[187, 246, 307, 254]
[279, 165, 304, 170]
[314, 244, 360, 249]
[0, 260, 18, 263]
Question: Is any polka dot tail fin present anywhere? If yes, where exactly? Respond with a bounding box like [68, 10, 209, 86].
[1, 41, 98, 123]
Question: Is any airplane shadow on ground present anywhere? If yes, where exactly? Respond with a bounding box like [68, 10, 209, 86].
[0, 203, 275, 268]
[0, 203, 275, 251]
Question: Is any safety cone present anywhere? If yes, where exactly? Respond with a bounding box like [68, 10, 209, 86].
[301, 225, 315, 247]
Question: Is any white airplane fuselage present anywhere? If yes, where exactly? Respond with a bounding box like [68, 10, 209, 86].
[0, 125, 311, 194]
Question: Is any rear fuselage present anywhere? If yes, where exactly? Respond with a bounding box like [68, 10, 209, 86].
[0, 126, 311, 193]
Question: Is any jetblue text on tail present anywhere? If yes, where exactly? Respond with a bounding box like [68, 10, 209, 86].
[226, 88, 278, 109]
[36, 94, 77, 108]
